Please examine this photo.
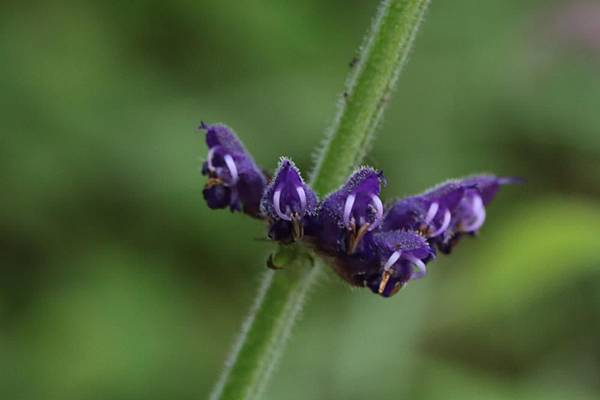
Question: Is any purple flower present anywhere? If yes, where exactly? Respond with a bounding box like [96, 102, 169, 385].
[383, 175, 518, 254]
[367, 230, 434, 297]
[382, 181, 465, 239]
[260, 158, 318, 243]
[200, 122, 267, 218]
[433, 175, 519, 253]
[197, 120, 520, 298]
[317, 167, 385, 255]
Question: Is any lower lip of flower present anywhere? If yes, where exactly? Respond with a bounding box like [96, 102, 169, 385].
[377, 252, 427, 295]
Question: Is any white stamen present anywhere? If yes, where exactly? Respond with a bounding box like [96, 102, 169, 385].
[273, 189, 292, 221]
[407, 255, 427, 280]
[424, 202, 439, 225]
[383, 250, 402, 270]
[429, 209, 451, 237]
[207, 147, 218, 171]
[296, 186, 307, 212]
[461, 195, 486, 232]
[223, 154, 239, 184]
[369, 194, 384, 231]
[343, 194, 356, 228]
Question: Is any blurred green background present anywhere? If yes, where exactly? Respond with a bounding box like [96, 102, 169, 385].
[2, 0, 600, 399]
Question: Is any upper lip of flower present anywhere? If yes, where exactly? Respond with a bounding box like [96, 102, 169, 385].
[319, 167, 386, 255]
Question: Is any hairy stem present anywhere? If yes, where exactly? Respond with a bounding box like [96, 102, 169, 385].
[209, 263, 321, 400]
[209, 1, 431, 399]
[311, 0, 431, 195]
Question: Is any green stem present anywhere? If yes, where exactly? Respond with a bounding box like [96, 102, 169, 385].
[209, 1, 431, 399]
[209, 263, 321, 400]
[311, 0, 431, 195]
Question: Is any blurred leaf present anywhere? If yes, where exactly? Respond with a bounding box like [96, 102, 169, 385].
[419, 357, 599, 400]
[435, 197, 600, 324]
[266, 281, 432, 400]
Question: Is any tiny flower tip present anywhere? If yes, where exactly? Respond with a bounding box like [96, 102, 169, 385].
[462, 174, 520, 205]
[378, 170, 387, 186]
[357, 165, 386, 184]
[275, 157, 303, 183]
[499, 176, 525, 185]
[278, 156, 293, 166]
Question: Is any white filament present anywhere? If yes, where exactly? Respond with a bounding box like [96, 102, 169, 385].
[429, 209, 451, 237]
[207, 147, 218, 171]
[369, 194, 384, 230]
[273, 189, 291, 221]
[383, 250, 402, 270]
[407, 255, 427, 280]
[223, 154, 239, 184]
[343, 194, 356, 227]
[424, 202, 439, 225]
[462, 195, 486, 232]
[296, 186, 307, 212]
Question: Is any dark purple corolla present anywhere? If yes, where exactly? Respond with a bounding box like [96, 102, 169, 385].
[382, 181, 465, 238]
[199, 121, 519, 298]
[200, 122, 267, 218]
[382, 175, 517, 254]
[260, 158, 318, 243]
[317, 167, 385, 255]
[316, 173, 516, 295]
[433, 175, 519, 253]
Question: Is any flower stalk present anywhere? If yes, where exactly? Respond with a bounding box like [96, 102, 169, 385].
[209, 1, 432, 399]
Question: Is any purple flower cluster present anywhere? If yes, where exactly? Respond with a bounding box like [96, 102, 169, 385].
[200, 122, 267, 217]
[200, 123, 518, 297]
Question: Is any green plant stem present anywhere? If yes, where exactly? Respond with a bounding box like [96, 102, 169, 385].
[209, 263, 321, 400]
[311, 0, 431, 195]
[209, 1, 431, 399]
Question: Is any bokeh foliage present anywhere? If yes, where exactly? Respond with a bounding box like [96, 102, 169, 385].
[1, 1, 599, 399]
